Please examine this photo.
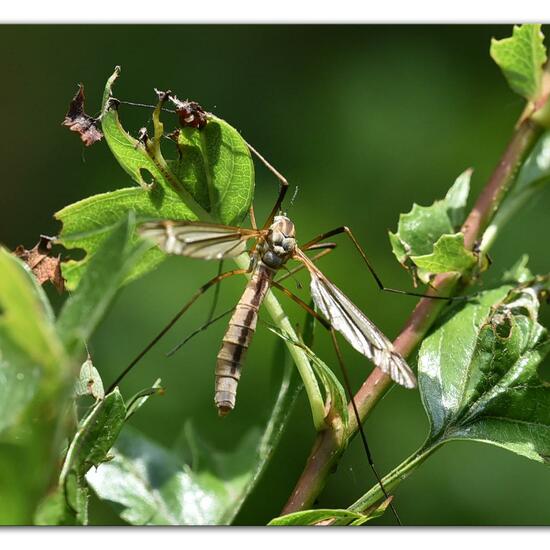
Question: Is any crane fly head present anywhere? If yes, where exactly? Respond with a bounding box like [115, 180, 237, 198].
[262, 215, 296, 269]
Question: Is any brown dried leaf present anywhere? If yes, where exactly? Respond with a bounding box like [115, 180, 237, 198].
[14, 236, 65, 293]
[62, 84, 103, 146]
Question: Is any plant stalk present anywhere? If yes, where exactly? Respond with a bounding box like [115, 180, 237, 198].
[233, 254, 326, 430]
[282, 112, 546, 515]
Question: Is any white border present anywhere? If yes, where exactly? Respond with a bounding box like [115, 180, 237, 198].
[1, 0, 550, 23]
[0, 527, 547, 550]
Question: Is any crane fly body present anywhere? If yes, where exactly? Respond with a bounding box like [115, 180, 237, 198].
[139, 214, 416, 415]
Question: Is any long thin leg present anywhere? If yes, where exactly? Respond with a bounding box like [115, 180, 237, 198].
[206, 260, 224, 324]
[245, 141, 289, 229]
[275, 244, 337, 285]
[330, 329, 401, 525]
[271, 280, 331, 330]
[166, 306, 235, 357]
[106, 268, 248, 393]
[269, 280, 401, 524]
[249, 205, 258, 231]
[302, 226, 466, 301]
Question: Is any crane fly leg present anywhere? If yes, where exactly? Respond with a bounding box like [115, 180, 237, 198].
[106, 268, 248, 393]
[275, 243, 337, 285]
[329, 329, 401, 525]
[270, 279, 402, 525]
[302, 226, 467, 301]
[245, 141, 289, 229]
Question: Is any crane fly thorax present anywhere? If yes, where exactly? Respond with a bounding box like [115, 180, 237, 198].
[260, 215, 296, 269]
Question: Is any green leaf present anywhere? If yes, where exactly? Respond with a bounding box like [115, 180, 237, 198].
[389, 169, 472, 284]
[490, 24, 547, 102]
[445, 168, 471, 228]
[269, 497, 392, 526]
[86, 426, 252, 525]
[124, 379, 163, 420]
[88, 342, 302, 525]
[268, 508, 365, 526]
[56, 186, 197, 290]
[61, 389, 126, 483]
[266, 325, 348, 428]
[0, 250, 70, 524]
[411, 233, 477, 276]
[75, 357, 104, 401]
[502, 255, 534, 284]
[418, 278, 550, 464]
[171, 118, 255, 226]
[36, 389, 127, 525]
[57, 68, 255, 289]
[101, 67, 202, 208]
[56, 212, 149, 354]
[485, 130, 550, 249]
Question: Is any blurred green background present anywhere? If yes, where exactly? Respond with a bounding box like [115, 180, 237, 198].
[1, 24, 550, 526]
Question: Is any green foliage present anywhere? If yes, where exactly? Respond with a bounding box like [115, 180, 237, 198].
[56, 212, 149, 354]
[269, 498, 391, 526]
[56, 67, 255, 290]
[490, 25, 547, 102]
[75, 357, 105, 401]
[418, 276, 550, 463]
[484, 130, 550, 251]
[87, 341, 302, 525]
[36, 382, 162, 526]
[389, 168, 473, 284]
[411, 233, 477, 274]
[266, 325, 348, 429]
[0, 250, 70, 524]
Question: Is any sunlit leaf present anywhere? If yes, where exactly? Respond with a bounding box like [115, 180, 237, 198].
[418, 275, 550, 464]
[411, 233, 477, 276]
[56, 212, 149, 354]
[268, 508, 365, 526]
[490, 24, 547, 102]
[269, 497, 392, 526]
[389, 169, 472, 284]
[57, 68, 255, 289]
[266, 325, 348, 428]
[124, 379, 163, 420]
[171, 117, 255, 225]
[89, 342, 301, 525]
[75, 356, 104, 401]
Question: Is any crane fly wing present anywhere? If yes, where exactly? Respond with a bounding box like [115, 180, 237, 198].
[139, 221, 263, 260]
[295, 250, 417, 389]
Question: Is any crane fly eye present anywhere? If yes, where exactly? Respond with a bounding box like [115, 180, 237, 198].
[282, 237, 295, 252]
[270, 230, 284, 246]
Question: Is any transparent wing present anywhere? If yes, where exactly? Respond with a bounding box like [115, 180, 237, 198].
[295, 250, 417, 388]
[139, 221, 263, 260]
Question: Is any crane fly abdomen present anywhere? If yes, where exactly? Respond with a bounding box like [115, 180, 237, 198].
[215, 263, 274, 415]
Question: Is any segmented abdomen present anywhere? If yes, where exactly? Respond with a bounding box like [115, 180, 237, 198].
[215, 264, 273, 415]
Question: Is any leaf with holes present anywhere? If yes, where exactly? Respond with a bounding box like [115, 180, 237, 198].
[417, 275, 550, 464]
[57, 67, 255, 289]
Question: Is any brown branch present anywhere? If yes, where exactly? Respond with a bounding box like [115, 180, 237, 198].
[282, 115, 544, 515]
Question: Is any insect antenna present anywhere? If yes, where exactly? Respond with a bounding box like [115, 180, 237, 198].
[329, 329, 402, 525]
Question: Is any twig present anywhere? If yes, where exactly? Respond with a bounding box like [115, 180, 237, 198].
[282, 111, 546, 515]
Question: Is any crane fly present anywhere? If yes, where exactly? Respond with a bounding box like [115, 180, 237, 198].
[138, 207, 417, 415]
